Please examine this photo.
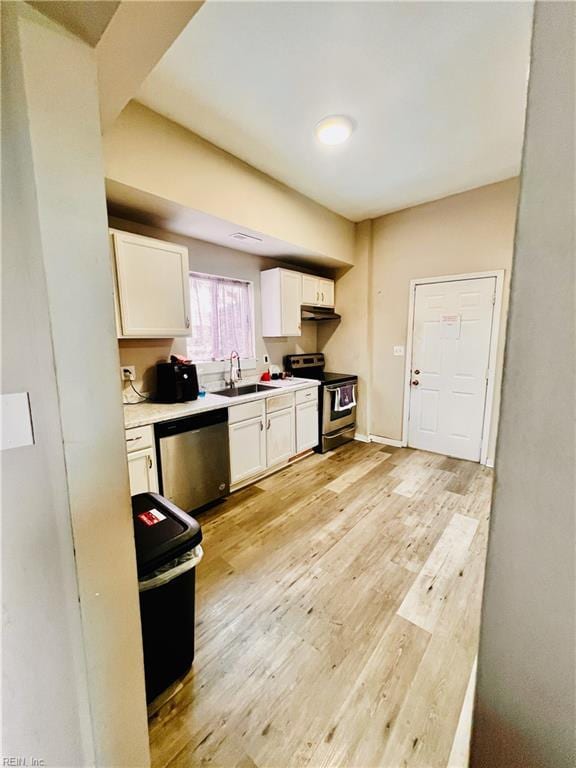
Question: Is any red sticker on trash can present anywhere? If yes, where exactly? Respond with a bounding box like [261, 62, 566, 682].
[138, 510, 167, 527]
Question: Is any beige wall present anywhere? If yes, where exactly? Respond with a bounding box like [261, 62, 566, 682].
[96, 1, 203, 129]
[2, 6, 149, 765]
[318, 220, 372, 436]
[111, 217, 321, 397]
[369, 178, 519, 461]
[103, 101, 355, 266]
[472, 2, 575, 766]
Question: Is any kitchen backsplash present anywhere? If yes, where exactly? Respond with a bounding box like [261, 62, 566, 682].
[119, 324, 318, 401]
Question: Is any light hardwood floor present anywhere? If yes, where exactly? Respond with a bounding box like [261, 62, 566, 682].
[149, 441, 492, 768]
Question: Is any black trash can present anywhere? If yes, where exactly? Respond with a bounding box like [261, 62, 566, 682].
[132, 492, 203, 703]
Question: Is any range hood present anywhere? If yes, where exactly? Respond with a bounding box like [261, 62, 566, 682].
[301, 305, 341, 322]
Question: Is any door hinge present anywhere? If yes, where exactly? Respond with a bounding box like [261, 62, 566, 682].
[492, 293, 496, 305]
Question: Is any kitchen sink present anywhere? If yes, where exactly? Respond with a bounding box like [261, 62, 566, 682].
[214, 383, 278, 398]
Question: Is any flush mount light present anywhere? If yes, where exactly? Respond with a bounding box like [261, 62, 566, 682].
[315, 115, 355, 146]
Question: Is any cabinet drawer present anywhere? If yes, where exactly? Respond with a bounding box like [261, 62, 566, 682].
[266, 391, 295, 413]
[125, 425, 154, 453]
[295, 386, 318, 405]
[229, 399, 266, 425]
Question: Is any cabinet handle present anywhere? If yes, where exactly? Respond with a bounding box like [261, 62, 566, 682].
[185, 315, 190, 328]
[260, 420, 264, 431]
[267, 419, 271, 430]
[148, 456, 153, 469]
[322, 292, 325, 301]
[126, 436, 142, 443]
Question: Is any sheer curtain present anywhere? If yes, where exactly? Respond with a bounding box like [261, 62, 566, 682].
[187, 272, 255, 362]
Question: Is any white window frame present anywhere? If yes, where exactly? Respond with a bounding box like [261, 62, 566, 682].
[187, 271, 258, 375]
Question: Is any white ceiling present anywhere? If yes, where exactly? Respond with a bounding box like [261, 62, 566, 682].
[137, 1, 533, 222]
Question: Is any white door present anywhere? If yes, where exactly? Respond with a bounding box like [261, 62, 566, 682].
[127, 448, 159, 495]
[112, 231, 191, 338]
[296, 400, 319, 452]
[318, 279, 335, 308]
[407, 277, 496, 461]
[229, 416, 266, 484]
[266, 406, 295, 467]
[281, 271, 302, 336]
[301, 275, 319, 305]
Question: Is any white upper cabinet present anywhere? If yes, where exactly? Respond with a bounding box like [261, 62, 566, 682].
[111, 230, 191, 338]
[300, 274, 335, 308]
[301, 274, 319, 305]
[261, 268, 302, 337]
[317, 278, 335, 308]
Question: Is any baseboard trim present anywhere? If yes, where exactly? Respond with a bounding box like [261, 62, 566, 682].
[354, 433, 370, 443]
[369, 435, 403, 448]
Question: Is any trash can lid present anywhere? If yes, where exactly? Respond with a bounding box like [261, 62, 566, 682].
[132, 492, 202, 577]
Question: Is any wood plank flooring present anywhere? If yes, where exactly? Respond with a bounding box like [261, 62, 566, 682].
[149, 442, 493, 768]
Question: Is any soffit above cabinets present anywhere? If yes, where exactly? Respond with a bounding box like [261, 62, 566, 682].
[137, 1, 533, 221]
[106, 180, 345, 270]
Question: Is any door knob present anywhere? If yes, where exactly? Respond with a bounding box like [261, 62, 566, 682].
[414, 369, 420, 375]
[412, 379, 419, 386]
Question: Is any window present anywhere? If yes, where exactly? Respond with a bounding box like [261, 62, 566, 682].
[186, 272, 255, 364]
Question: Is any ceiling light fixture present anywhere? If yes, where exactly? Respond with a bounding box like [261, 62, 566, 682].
[315, 115, 355, 146]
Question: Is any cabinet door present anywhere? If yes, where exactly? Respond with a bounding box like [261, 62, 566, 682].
[280, 270, 302, 336]
[266, 406, 295, 467]
[229, 416, 266, 484]
[127, 448, 159, 496]
[112, 231, 191, 338]
[318, 278, 335, 307]
[301, 274, 319, 305]
[296, 400, 319, 453]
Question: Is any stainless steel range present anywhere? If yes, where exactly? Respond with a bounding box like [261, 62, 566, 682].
[284, 353, 358, 453]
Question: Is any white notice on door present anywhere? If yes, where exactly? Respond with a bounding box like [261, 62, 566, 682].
[441, 314, 461, 340]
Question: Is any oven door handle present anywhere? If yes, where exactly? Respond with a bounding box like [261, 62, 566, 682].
[325, 382, 357, 393]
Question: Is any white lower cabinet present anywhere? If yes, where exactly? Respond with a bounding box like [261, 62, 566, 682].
[296, 400, 319, 453]
[125, 425, 158, 495]
[228, 388, 317, 487]
[229, 415, 267, 485]
[127, 448, 159, 495]
[266, 406, 295, 467]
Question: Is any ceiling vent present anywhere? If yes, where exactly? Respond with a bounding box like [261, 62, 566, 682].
[230, 232, 263, 243]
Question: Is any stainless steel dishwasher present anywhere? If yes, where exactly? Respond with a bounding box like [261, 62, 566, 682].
[154, 409, 230, 513]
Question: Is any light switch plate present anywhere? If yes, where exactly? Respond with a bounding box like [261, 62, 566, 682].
[262, 354, 270, 364]
[393, 346, 405, 357]
[1, 392, 34, 450]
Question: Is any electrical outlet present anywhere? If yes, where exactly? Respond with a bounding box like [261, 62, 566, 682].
[262, 353, 270, 364]
[393, 346, 405, 357]
[121, 365, 136, 381]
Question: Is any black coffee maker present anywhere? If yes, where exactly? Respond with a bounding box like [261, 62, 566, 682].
[155, 359, 199, 403]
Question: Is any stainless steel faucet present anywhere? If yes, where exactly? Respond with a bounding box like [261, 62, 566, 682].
[229, 350, 242, 387]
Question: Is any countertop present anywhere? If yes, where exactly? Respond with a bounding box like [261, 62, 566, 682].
[123, 378, 320, 429]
